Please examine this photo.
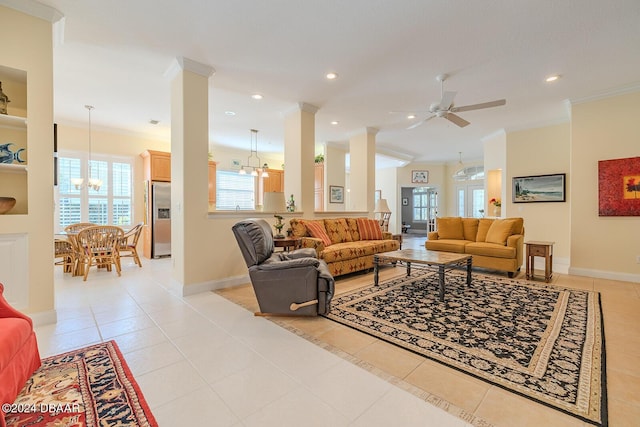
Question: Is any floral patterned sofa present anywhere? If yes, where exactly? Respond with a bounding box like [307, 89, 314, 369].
[289, 218, 400, 277]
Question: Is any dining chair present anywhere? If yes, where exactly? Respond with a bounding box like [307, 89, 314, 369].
[118, 223, 144, 267]
[54, 239, 74, 273]
[64, 222, 96, 233]
[75, 225, 124, 281]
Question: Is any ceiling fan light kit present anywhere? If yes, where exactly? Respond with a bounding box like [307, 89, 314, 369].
[408, 74, 506, 129]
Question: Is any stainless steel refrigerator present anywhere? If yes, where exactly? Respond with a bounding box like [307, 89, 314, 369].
[151, 182, 171, 258]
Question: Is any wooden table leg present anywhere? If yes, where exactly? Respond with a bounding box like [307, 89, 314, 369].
[438, 265, 445, 302]
[374, 255, 379, 286]
[466, 258, 472, 285]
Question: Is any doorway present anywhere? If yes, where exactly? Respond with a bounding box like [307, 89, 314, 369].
[456, 184, 485, 218]
[400, 187, 438, 235]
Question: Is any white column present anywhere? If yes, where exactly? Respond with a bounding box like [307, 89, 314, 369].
[167, 57, 214, 288]
[349, 127, 377, 213]
[284, 102, 318, 215]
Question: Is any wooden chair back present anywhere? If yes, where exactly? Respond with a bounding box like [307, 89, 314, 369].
[75, 225, 124, 281]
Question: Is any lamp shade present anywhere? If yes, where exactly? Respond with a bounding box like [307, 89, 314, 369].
[263, 192, 286, 213]
[374, 198, 391, 213]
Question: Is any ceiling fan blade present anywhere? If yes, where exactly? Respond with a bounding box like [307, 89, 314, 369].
[406, 115, 435, 130]
[444, 113, 470, 128]
[450, 99, 506, 113]
[439, 91, 456, 110]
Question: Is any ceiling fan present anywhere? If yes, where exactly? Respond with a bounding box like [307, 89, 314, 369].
[407, 74, 506, 129]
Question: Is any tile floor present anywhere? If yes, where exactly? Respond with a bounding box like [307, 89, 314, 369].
[38, 245, 472, 427]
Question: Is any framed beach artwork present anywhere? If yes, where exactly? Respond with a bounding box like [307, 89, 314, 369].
[598, 156, 640, 216]
[329, 185, 344, 204]
[512, 173, 566, 203]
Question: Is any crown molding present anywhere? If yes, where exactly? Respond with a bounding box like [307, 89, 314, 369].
[0, 0, 64, 22]
[569, 82, 640, 105]
[164, 57, 215, 80]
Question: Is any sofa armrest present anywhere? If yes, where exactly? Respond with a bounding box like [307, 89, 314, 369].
[382, 231, 393, 240]
[428, 231, 439, 241]
[299, 237, 325, 255]
[507, 234, 525, 266]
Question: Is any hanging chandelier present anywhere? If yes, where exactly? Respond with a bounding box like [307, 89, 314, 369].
[71, 105, 102, 191]
[238, 129, 268, 178]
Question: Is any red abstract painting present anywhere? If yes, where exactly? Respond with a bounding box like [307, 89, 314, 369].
[598, 156, 640, 216]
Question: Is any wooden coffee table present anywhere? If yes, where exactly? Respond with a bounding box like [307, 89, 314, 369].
[373, 249, 472, 302]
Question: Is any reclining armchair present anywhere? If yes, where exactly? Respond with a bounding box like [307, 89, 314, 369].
[232, 219, 334, 316]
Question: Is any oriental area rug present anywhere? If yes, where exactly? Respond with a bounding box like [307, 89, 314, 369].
[323, 271, 607, 426]
[4, 340, 157, 427]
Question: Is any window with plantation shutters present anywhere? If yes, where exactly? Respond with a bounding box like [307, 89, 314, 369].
[216, 170, 256, 210]
[55, 152, 134, 232]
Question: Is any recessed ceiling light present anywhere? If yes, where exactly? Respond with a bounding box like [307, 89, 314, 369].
[407, 114, 416, 119]
[224, 111, 236, 116]
[251, 93, 263, 100]
[149, 119, 159, 125]
[331, 120, 339, 125]
[326, 72, 338, 80]
[545, 74, 561, 83]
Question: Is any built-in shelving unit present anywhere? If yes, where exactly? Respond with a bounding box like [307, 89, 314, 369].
[0, 67, 28, 215]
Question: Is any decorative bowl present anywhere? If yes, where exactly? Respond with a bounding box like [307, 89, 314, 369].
[0, 197, 16, 214]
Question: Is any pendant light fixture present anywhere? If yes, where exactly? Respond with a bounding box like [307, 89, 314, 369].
[71, 105, 102, 191]
[238, 129, 268, 178]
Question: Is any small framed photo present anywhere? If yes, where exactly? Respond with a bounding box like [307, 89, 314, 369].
[329, 185, 344, 203]
[412, 170, 429, 183]
[402, 197, 409, 206]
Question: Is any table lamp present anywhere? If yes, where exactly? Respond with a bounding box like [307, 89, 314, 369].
[263, 192, 287, 238]
[374, 198, 392, 232]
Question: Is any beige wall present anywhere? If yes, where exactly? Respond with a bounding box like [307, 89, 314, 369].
[0, 6, 55, 317]
[506, 123, 571, 271]
[570, 91, 640, 281]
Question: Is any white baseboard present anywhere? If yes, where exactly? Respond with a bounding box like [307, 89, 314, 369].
[568, 267, 640, 284]
[170, 274, 250, 297]
[30, 309, 57, 326]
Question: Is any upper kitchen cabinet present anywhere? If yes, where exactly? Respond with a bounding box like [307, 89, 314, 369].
[0, 65, 28, 215]
[141, 150, 171, 182]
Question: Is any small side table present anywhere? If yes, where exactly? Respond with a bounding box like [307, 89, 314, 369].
[525, 241, 554, 282]
[273, 237, 300, 252]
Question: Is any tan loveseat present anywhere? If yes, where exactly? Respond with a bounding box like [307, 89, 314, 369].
[290, 218, 400, 277]
[425, 217, 524, 277]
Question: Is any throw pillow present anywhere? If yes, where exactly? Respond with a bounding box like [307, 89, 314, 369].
[485, 219, 516, 245]
[476, 219, 494, 242]
[356, 218, 383, 240]
[436, 217, 464, 240]
[324, 218, 353, 244]
[303, 220, 332, 246]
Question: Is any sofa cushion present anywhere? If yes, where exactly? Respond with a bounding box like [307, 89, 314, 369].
[324, 218, 353, 244]
[437, 217, 464, 240]
[425, 239, 470, 254]
[321, 239, 399, 263]
[303, 221, 332, 246]
[345, 218, 360, 241]
[476, 218, 494, 242]
[462, 218, 479, 241]
[0, 318, 33, 371]
[465, 242, 516, 259]
[290, 218, 308, 238]
[356, 218, 383, 240]
[485, 219, 516, 245]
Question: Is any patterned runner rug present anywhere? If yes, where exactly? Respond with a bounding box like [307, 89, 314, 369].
[4, 340, 157, 427]
[324, 270, 607, 426]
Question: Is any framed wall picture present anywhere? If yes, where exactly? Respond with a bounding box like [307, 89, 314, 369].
[329, 185, 344, 203]
[512, 173, 566, 203]
[411, 170, 429, 183]
[598, 156, 640, 216]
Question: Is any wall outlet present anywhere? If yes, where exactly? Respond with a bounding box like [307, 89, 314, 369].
[637, 255, 640, 264]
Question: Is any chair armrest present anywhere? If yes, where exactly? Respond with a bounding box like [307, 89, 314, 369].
[256, 257, 320, 271]
[0, 283, 33, 326]
[428, 231, 439, 240]
[284, 248, 318, 259]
